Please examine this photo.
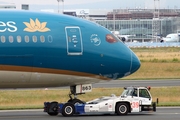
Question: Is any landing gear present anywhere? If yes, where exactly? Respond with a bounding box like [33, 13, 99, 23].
[67, 85, 85, 104]
[68, 98, 85, 104]
[44, 84, 92, 116]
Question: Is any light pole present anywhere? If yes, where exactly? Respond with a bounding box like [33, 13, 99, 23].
[62, 0, 64, 14]
[57, 0, 64, 14]
[113, 10, 116, 33]
[57, 0, 60, 13]
[152, 0, 160, 42]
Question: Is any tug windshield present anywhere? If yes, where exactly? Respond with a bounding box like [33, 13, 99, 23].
[121, 88, 134, 96]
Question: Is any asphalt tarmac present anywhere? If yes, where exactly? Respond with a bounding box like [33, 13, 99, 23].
[93, 79, 180, 88]
[0, 79, 180, 120]
[0, 107, 179, 120]
[56, 79, 180, 90]
[5, 79, 180, 90]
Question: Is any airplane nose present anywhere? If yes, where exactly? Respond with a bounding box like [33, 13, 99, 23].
[130, 52, 141, 74]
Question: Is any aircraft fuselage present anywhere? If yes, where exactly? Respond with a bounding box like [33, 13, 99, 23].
[0, 10, 140, 88]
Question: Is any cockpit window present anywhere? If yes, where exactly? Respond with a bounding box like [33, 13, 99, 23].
[106, 34, 119, 43]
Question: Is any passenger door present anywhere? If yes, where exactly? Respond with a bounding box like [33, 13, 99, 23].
[65, 26, 83, 55]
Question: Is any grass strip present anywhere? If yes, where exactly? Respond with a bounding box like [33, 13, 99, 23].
[0, 87, 180, 110]
[124, 47, 180, 79]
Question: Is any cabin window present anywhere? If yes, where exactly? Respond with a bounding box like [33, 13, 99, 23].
[139, 89, 151, 99]
[17, 36, 21, 43]
[40, 35, 45, 43]
[32, 36, 37, 43]
[1, 36, 6, 43]
[25, 35, 29, 43]
[48, 35, 53, 43]
[9, 36, 13, 43]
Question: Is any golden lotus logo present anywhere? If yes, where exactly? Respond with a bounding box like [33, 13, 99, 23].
[23, 18, 50, 32]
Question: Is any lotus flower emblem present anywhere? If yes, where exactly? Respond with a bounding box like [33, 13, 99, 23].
[23, 18, 50, 32]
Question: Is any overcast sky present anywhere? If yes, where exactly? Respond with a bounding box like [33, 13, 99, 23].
[0, 0, 180, 10]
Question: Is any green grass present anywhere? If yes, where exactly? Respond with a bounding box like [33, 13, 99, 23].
[124, 47, 180, 79]
[0, 87, 180, 109]
[157, 102, 180, 106]
[131, 47, 180, 52]
[124, 62, 180, 79]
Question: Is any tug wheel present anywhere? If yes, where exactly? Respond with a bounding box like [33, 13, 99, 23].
[61, 103, 75, 117]
[47, 101, 59, 116]
[116, 103, 129, 115]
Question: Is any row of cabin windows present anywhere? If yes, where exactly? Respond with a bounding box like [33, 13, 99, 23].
[0, 35, 53, 43]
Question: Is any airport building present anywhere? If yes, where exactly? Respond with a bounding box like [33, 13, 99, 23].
[64, 8, 180, 42]
[63, 9, 109, 20]
[0, 4, 16, 9]
[95, 9, 180, 42]
[96, 17, 180, 42]
[1, 3, 180, 42]
[0, 4, 29, 10]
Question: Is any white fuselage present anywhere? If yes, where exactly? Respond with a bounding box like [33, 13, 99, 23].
[163, 33, 180, 42]
[0, 71, 103, 88]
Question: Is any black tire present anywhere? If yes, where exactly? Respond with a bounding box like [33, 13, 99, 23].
[68, 99, 85, 105]
[47, 101, 59, 116]
[116, 103, 129, 115]
[48, 112, 58, 116]
[152, 102, 156, 112]
[61, 103, 75, 117]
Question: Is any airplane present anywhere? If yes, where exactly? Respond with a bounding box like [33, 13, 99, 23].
[111, 31, 135, 42]
[0, 10, 140, 105]
[161, 33, 180, 42]
[146, 33, 180, 43]
[117, 34, 136, 42]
